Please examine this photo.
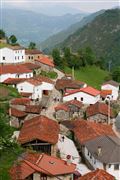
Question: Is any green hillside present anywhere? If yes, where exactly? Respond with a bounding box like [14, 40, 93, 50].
[58, 9, 120, 68]
[64, 65, 109, 89]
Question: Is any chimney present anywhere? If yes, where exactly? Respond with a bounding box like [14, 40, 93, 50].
[66, 155, 72, 165]
[97, 146, 102, 156]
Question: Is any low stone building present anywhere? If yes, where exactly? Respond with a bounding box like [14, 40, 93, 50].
[55, 100, 83, 121]
[86, 102, 115, 124]
[18, 115, 59, 155]
[25, 49, 43, 62]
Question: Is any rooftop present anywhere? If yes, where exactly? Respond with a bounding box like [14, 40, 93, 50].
[10, 152, 76, 179]
[25, 105, 41, 114]
[21, 63, 41, 70]
[3, 78, 27, 85]
[18, 115, 59, 144]
[8, 107, 27, 118]
[86, 102, 114, 118]
[79, 169, 114, 180]
[102, 80, 119, 87]
[25, 49, 42, 55]
[85, 135, 120, 163]
[35, 56, 54, 67]
[11, 98, 31, 106]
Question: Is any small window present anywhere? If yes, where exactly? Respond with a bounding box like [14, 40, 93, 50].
[38, 56, 39, 58]
[94, 159, 96, 164]
[31, 56, 33, 59]
[29, 74, 31, 78]
[20, 87, 23, 91]
[29, 56, 31, 59]
[2, 56, 5, 60]
[109, 164, 111, 168]
[74, 97, 77, 100]
[114, 164, 119, 170]
[81, 97, 83, 101]
[15, 56, 16, 60]
[22, 56, 24, 59]
[18, 56, 19, 60]
[26, 75, 27, 78]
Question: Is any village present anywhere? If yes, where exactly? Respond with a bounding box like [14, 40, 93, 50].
[0, 42, 120, 180]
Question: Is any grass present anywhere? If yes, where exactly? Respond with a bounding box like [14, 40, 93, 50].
[40, 70, 58, 79]
[0, 43, 9, 49]
[64, 65, 109, 89]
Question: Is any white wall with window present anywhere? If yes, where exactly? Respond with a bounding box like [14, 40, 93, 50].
[0, 47, 25, 64]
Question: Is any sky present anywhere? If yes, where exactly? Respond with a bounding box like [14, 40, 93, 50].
[1, 0, 120, 15]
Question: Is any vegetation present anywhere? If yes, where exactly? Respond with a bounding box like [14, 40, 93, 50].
[64, 65, 109, 89]
[40, 70, 58, 79]
[0, 29, 6, 39]
[28, 42, 36, 49]
[8, 35, 18, 45]
[112, 66, 120, 82]
[58, 9, 120, 68]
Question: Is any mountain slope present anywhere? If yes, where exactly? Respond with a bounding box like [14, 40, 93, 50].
[40, 10, 105, 51]
[1, 9, 86, 45]
[58, 9, 120, 67]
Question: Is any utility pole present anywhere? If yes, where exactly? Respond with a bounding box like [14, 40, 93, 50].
[72, 66, 75, 80]
[108, 99, 111, 124]
[108, 60, 112, 72]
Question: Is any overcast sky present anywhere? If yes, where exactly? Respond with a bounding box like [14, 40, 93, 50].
[2, 0, 120, 15]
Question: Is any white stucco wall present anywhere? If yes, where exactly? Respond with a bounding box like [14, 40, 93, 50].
[0, 72, 33, 82]
[101, 84, 119, 100]
[0, 47, 25, 64]
[63, 92, 100, 105]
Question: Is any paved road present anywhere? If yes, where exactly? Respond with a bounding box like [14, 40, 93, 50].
[53, 68, 65, 80]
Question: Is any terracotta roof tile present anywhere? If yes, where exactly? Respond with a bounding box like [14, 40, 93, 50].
[8, 108, 27, 118]
[25, 105, 41, 114]
[70, 120, 116, 144]
[21, 63, 41, 70]
[3, 78, 27, 85]
[79, 169, 114, 180]
[86, 102, 114, 118]
[18, 115, 59, 144]
[10, 152, 76, 179]
[55, 104, 70, 112]
[35, 57, 54, 67]
[25, 49, 42, 55]
[100, 90, 112, 98]
[65, 100, 83, 108]
[0, 64, 32, 75]
[11, 98, 31, 106]
[64, 86, 100, 97]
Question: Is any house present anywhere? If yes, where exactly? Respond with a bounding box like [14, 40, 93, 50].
[10, 152, 76, 180]
[0, 46, 25, 64]
[100, 90, 112, 101]
[55, 100, 83, 121]
[84, 135, 120, 180]
[55, 79, 87, 95]
[16, 76, 54, 100]
[35, 56, 54, 72]
[25, 49, 43, 62]
[101, 80, 119, 100]
[63, 86, 100, 105]
[8, 107, 27, 128]
[21, 62, 41, 76]
[3, 78, 27, 88]
[24, 105, 42, 120]
[86, 102, 115, 124]
[18, 115, 59, 155]
[79, 169, 114, 180]
[11, 98, 31, 111]
[0, 64, 33, 82]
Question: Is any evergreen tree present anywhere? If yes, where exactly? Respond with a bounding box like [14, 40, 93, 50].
[9, 35, 17, 45]
[28, 42, 36, 49]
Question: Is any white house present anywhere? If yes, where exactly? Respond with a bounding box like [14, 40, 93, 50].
[101, 80, 119, 100]
[84, 135, 120, 180]
[0, 65, 33, 82]
[63, 86, 100, 105]
[17, 77, 54, 100]
[0, 46, 25, 64]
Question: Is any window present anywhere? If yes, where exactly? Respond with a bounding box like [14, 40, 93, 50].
[38, 56, 39, 58]
[94, 159, 96, 164]
[40, 173, 47, 180]
[81, 97, 83, 101]
[15, 56, 16, 60]
[2, 57, 5, 60]
[20, 87, 23, 91]
[31, 56, 33, 59]
[26, 75, 27, 78]
[114, 164, 119, 170]
[29, 74, 31, 78]
[22, 56, 24, 59]
[74, 97, 77, 100]
[109, 164, 111, 168]
[18, 56, 19, 60]
[29, 56, 31, 59]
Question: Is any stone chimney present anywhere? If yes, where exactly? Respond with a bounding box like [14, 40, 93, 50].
[97, 146, 102, 156]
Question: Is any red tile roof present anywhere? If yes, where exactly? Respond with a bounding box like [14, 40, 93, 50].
[21, 63, 41, 70]
[3, 78, 27, 85]
[10, 152, 76, 179]
[35, 57, 54, 67]
[8, 108, 27, 118]
[0, 65, 32, 75]
[55, 79, 85, 90]
[55, 104, 70, 112]
[86, 102, 114, 118]
[11, 98, 31, 106]
[100, 90, 112, 98]
[65, 100, 83, 108]
[25, 49, 42, 55]
[18, 115, 59, 144]
[25, 78, 42, 86]
[79, 169, 114, 180]
[25, 105, 41, 114]
[71, 120, 116, 144]
[64, 86, 100, 97]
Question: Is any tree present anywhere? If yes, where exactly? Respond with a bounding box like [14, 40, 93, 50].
[9, 35, 17, 45]
[112, 66, 120, 82]
[52, 48, 64, 69]
[28, 42, 36, 49]
[78, 49, 86, 67]
[0, 29, 6, 39]
[84, 47, 96, 65]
